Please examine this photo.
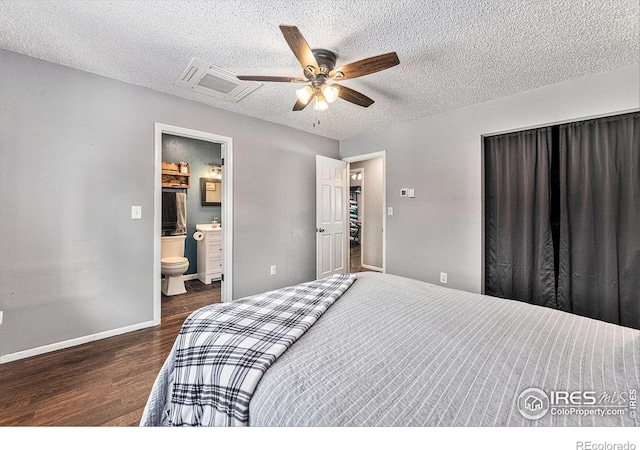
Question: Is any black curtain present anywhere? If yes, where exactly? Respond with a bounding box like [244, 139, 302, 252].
[485, 128, 557, 308]
[557, 112, 640, 329]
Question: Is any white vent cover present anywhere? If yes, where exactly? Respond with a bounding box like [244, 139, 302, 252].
[176, 58, 261, 103]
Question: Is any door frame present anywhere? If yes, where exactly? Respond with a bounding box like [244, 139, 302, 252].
[153, 123, 234, 324]
[343, 151, 386, 273]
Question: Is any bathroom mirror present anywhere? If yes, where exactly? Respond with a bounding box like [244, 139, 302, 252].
[200, 177, 221, 206]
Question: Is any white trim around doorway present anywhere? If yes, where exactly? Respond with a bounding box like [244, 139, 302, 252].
[343, 151, 386, 274]
[154, 123, 234, 325]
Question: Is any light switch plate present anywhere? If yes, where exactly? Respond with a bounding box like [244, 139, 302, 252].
[409, 189, 415, 198]
[388, 207, 394, 215]
[131, 206, 142, 219]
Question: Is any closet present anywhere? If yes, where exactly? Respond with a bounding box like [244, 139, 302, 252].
[349, 186, 361, 244]
[484, 111, 640, 329]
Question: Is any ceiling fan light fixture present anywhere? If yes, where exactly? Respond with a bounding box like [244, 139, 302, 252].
[236, 26, 399, 114]
[314, 94, 329, 111]
[295, 85, 314, 104]
[321, 84, 339, 103]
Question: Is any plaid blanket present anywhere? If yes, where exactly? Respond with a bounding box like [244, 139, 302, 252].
[168, 273, 357, 426]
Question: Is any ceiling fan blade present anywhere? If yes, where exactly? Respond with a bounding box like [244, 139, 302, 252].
[292, 99, 310, 111]
[279, 25, 319, 73]
[236, 75, 306, 82]
[329, 52, 400, 80]
[336, 85, 375, 107]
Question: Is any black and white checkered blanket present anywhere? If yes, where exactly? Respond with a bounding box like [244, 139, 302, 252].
[168, 273, 357, 426]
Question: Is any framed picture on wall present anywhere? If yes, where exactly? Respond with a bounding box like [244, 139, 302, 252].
[200, 177, 221, 206]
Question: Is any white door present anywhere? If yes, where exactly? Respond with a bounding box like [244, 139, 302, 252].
[316, 155, 349, 278]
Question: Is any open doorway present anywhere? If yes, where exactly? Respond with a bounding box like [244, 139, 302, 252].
[153, 124, 233, 325]
[160, 134, 221, 317]
[349, 168, 364, 271]
[344, 152, 386, 273]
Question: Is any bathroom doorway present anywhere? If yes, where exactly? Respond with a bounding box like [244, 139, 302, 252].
[153, 123, 233, 325]
[344, 152, 386, 273]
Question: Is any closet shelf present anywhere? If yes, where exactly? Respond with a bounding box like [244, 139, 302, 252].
[349, 186, 361, 244]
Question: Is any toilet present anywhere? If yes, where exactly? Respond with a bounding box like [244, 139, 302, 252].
[161, 235, 189, 296]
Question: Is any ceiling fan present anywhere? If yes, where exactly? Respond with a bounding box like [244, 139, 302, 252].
[237, 25, 400, 112]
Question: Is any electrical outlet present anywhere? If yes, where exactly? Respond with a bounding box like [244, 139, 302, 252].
[131, 205, 142, 219]
[440, 272, 448, 284]
[270, 265, 277, 275]
[400, 189, 408, 197]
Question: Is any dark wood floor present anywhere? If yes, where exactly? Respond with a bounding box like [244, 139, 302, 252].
[350, 243, 363, 272]
[0, 279, 220, 426]
[350, 243, 375, 273]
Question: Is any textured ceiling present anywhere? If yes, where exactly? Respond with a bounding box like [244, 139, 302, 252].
[0, 1, 638, 140]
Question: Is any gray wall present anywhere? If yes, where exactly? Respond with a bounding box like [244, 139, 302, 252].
[0, 50, 338, 359]
[341, 65, 640, 294]
[350, 158, 383, 269]
[162, 135, 222, 275]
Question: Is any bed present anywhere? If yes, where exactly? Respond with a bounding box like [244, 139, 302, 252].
[141, 272, 639, 427]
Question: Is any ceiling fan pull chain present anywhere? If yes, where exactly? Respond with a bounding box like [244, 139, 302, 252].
[312, 97, 317, 127]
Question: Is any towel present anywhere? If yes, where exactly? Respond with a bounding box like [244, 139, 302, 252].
[175, 192, 186, 234]
[162, 191, 187, 235]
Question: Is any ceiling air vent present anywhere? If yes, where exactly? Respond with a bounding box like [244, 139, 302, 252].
[176, 58, 261, 103]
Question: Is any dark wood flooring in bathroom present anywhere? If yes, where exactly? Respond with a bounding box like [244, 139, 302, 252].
[161, 277, 220, 318]
[0, 279, 220, 426]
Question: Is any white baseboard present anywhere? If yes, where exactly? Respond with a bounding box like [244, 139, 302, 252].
[0, 320, 156, 364]
[361, 264, 383, 272]
[4, 275, 203, 364]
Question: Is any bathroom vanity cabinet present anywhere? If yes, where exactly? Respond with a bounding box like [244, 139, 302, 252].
[196, 226, 222, 284]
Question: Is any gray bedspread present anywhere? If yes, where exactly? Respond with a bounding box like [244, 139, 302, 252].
[141, 272, 640, 426]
